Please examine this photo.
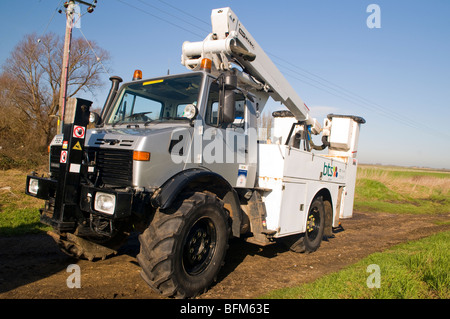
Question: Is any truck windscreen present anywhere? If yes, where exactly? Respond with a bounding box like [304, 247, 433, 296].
[106, 74, 203, 125]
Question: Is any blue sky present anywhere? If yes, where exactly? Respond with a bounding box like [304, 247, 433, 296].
[1, 0, 449, 169]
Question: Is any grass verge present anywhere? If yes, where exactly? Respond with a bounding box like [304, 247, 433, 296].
[261, 231, 450, 299]
[0, 169, 51, 236]
[355, 165, 450, 215]
[261, 165, 450, 299]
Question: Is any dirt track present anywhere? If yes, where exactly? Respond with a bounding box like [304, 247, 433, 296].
[0, 211, 449, 299]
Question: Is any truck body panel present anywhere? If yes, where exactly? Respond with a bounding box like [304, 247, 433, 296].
[257, 143, 351, 236]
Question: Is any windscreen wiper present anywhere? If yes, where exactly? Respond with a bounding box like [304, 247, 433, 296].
[112, 120, 125, 127]
[144, 119, 154, 126]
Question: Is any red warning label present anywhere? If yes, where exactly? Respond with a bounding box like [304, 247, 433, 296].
[60, 150, 68, 164]
[73, 126, 85, 139]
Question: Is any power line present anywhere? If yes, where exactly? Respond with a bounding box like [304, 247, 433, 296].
[76, 27, 111, 77]
[137, 0, 209, 34]
[278, 66, 420, 129]
[269, 53, 407, 119]
[110, 2, 448, 140]
[157, 0, 210, 27]
[268, 53, 450, 139]
[3, 1, 64, 114]
[277, 61, 449, 139]
[115, 0, 205, 39]
[273, 60, 416, 126]
[39, 1, 64, 37]
[132, 2, 438, 136]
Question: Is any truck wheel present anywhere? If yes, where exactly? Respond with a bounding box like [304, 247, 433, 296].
[283, 196, 325, 253]
[303, 196, 325, 252]
[137, 191, 230, 298]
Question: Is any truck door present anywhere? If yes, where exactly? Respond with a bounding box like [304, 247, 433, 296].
[199, 80, 257, 188]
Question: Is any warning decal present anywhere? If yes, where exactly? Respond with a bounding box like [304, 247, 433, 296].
[73, 141, 82, 151]
[236, 164, 248, 187]
[60, 150, 68, 164]
[73, 126, 85, 139]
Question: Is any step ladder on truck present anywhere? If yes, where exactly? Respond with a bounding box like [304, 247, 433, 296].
[25, 7, 365, 298]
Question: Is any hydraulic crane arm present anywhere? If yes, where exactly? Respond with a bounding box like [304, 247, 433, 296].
[181, 7, 321, 133]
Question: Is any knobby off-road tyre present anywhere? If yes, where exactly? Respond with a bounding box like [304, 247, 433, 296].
[284, 196, 326, 253]
[137, 191, 230, 298]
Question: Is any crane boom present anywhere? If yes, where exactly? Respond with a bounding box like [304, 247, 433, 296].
[181, 7, 321, 133]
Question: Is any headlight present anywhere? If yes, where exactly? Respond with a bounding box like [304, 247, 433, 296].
[182, 103, 198, 119]
[28, 178, 39, 195]
[94, 192, 116, 215]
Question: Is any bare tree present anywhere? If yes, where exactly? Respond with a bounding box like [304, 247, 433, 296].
[0, 32, 110, 153]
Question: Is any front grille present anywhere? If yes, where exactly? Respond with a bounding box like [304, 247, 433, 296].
[89, 148, 133, 187]
[49, 146, 133, 187]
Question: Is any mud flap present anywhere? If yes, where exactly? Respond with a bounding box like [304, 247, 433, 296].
[246, 191, 275, 246]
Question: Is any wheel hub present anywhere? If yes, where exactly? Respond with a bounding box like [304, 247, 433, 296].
[183, 218, 216, 275]
[306, 208, 320, 240]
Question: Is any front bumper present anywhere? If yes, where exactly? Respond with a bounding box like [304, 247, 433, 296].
[26, 175, 134, 224]
[25, 175, 57, 200]
[79, 185, 133, 219]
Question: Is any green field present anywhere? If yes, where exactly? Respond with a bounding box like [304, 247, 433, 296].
[0, 169, 51, 236]
[355, 165, 450, 215]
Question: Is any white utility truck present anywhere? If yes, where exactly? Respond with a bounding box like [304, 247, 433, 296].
[26, 7, 365, 298]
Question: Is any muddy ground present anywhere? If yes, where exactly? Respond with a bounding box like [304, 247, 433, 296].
[0, 211, 449, 299]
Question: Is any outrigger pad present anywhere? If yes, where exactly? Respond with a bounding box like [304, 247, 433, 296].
[47, 231, 117, 261]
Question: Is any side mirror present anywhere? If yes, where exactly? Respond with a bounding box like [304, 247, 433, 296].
[222, 90, 235, 123]
[220, 73, 237, 124]
[89, 111, 101, 125]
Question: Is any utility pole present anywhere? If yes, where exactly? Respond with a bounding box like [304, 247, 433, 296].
[58, 1, 74, 134]
[58, 0, 97, 134]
